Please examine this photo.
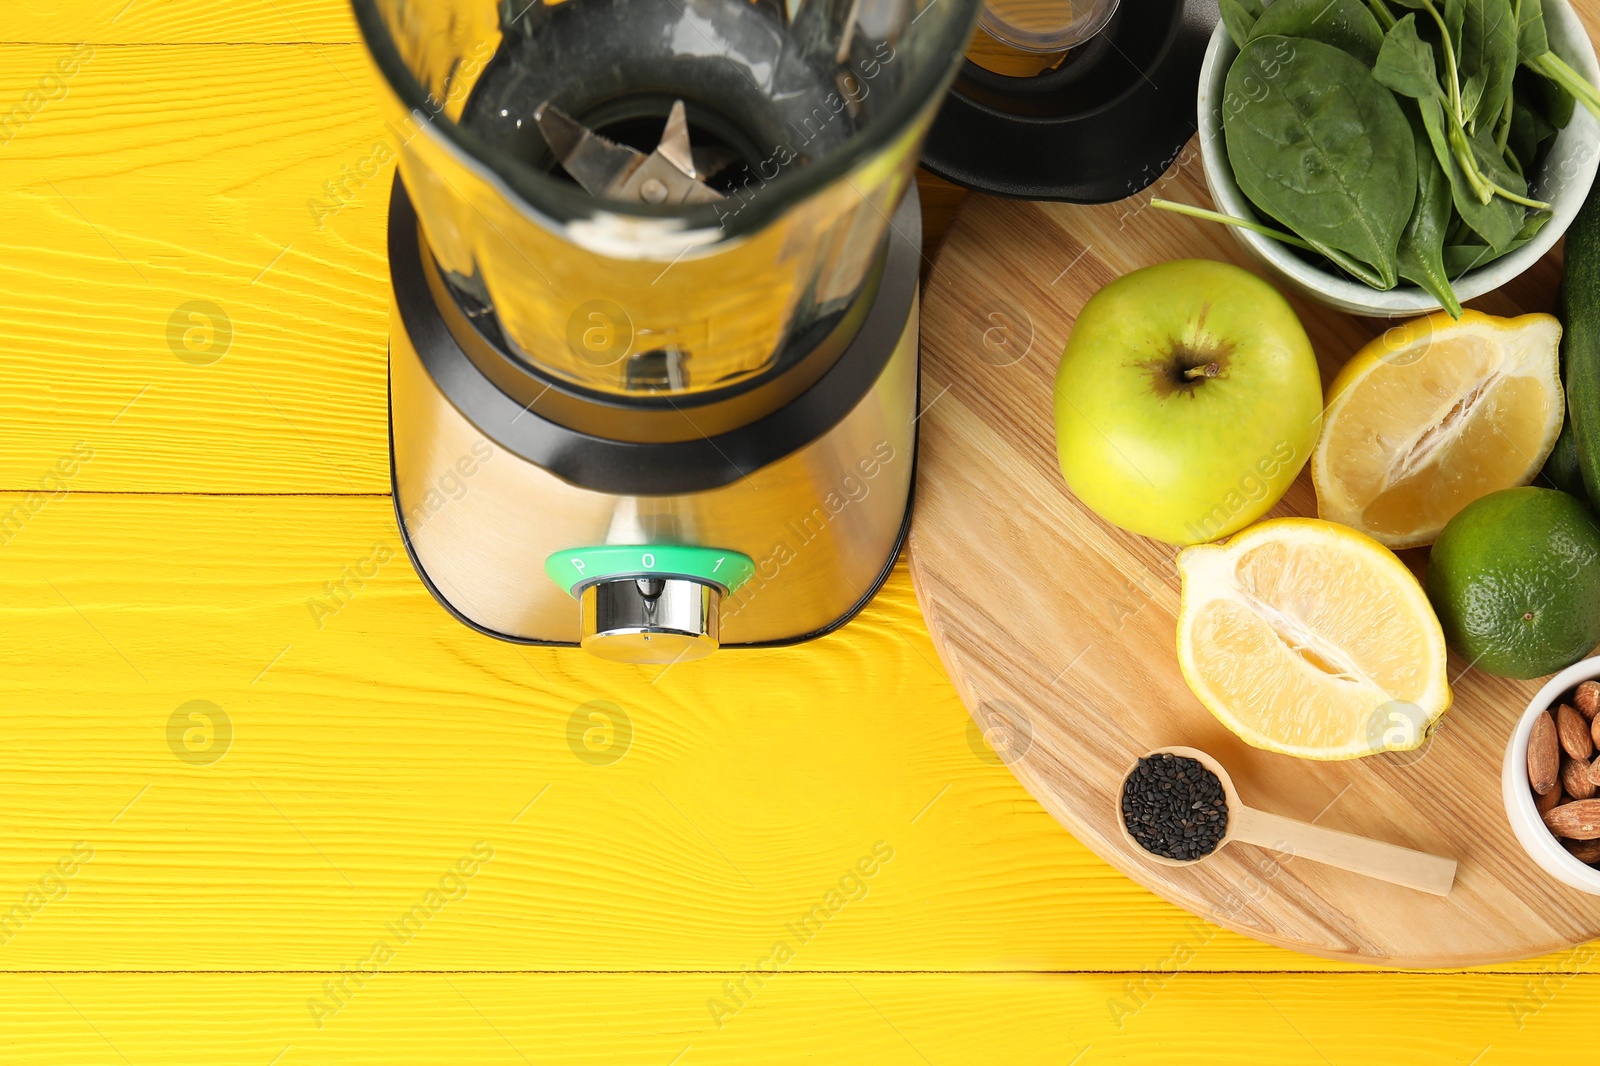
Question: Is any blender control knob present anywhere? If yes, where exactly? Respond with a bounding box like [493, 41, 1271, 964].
[579, 577, 719, 664]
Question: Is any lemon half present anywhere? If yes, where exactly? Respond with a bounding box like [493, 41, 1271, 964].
[1312, 310, 1563, 549]
[1176, 518, 1451, 760]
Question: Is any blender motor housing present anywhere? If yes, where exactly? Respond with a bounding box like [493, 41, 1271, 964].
[389, 176, 921, 662]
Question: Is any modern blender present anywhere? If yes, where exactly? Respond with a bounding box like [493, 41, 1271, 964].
[352, 0, 980, 663]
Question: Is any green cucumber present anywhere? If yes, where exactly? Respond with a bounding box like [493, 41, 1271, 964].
[1544, 279, 1591, 504]
[1566, 181, 1600, 507]
[1542, 411, 1588, 500]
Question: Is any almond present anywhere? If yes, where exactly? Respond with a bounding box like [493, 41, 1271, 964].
[1564, 837, 1600, 865]
[1592, 711, 1600, 752]
[1530, 710, 1560, 795]
[1545, 799, 1600, 839]
[1559, 703, 1594, 760]
[1563, 757, 1598, 800]
[1577, 681, 1600, 721]
[1537, 785, 1567, 815]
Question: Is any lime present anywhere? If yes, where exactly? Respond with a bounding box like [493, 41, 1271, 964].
[1425, 487, 1600, 680]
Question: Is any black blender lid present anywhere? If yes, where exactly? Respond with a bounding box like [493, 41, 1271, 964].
[921, 0, 1220, 204]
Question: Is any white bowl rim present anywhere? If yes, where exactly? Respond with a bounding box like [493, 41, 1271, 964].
[1505, 656, 1600, 890]
[1196, 0, 1600, 316]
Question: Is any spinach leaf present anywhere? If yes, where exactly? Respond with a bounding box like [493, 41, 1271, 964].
[1416, 92, 1526, 251]
[1461, 68, 1488, 120]
[1443, 242, 1506, 274]
[1375, 14, 1448, 100]
[1508, 96, 1558, 166]
[1520, 206, 1553, 239]
[1224, 36, 1417, 288]
[1444, 0, 1466, 54]
[1544, 78, 1577, 126]
[1508, 0, 1599, 129]
[1457, 0, 1518, 128]
[1221, 0, 1265, 46]
[1442, 209, 1548, 273]
[1517, 0, 1549, 60]
[1524, 60, 1576, 127]
[1246, 0, 1385, 65]
[1469, 122, 1530, 198]
[1397, 116, 1464, 315]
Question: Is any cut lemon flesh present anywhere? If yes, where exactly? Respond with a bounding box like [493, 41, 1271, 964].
[1312, 310, 1563, 548]
[1176, 518, 1451, 760]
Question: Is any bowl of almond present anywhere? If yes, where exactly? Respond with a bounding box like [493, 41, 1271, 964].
[1505, 657, 1600, 892]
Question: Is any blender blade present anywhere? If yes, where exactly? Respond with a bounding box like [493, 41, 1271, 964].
[533, 99, 725, 205]
[530, 102, 639, 192]
[653, 98, 696, 176]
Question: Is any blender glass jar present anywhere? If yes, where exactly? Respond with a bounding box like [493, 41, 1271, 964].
[353, 0, 981, 399]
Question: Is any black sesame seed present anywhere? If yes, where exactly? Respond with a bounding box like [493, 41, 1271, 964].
[1120, 753, 1229, 861]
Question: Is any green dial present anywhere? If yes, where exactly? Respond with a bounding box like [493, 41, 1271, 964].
[545, 545, 756, 597]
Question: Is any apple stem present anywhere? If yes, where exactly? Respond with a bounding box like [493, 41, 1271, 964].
[1183, 362, 1220, 381]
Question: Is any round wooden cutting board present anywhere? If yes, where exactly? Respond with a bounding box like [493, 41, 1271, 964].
[909, 160, 1600, 965]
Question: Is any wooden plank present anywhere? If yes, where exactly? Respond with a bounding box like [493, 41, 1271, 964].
[6, 0, 358, 43]
[0, 44, 390, 494]
[0, 491, 1595, 974]
[2, 972, 1590, 1063]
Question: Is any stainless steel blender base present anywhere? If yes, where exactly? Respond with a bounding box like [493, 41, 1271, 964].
[388, 186, 921, 649]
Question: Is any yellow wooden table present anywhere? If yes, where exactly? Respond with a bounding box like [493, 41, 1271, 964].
[0, 2, 1592, 1061]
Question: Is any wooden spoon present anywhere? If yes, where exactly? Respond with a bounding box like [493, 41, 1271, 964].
[1117, 746, 1457, 896]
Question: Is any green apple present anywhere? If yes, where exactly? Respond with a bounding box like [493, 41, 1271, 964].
[1053, 259, 1322, 545]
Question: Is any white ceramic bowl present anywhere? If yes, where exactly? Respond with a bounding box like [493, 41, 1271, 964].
[1196, 0, 1600, 317]
[1503, 656, 1600, 894]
